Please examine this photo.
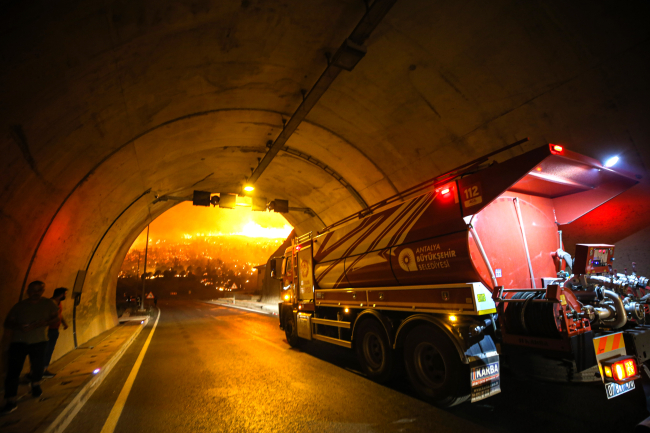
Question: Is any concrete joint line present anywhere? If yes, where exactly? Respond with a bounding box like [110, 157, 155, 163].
[40, 318, 150, 433]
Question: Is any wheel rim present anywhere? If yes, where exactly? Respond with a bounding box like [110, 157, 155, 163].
[413, 341, 446, 388]
[363, 332, 385, 370]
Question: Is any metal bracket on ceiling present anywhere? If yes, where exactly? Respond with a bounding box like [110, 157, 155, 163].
[246, 0, 397, 187]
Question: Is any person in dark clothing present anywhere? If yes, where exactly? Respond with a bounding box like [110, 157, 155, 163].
[2, 281, 58, 415]
[43, 287, 69, 378]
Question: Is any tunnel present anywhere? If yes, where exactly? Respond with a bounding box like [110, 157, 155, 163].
[1, 0, 649, 373]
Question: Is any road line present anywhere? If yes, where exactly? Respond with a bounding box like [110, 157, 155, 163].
[99, 309, 161, 433]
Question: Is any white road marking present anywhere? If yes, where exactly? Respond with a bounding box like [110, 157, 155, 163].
[99, 309, 161, 433]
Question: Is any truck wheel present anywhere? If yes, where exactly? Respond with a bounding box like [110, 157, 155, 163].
[284, 311, 301, 348]
[404, 325, 470, 407]
[355, 320, 394, 383]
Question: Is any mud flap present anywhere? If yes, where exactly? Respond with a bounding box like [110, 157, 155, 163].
[466, 335, 501, 403]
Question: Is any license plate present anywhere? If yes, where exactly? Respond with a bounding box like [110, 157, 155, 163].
[605, 380, 635, 399]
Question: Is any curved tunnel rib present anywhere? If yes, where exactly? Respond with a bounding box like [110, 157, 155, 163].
[281, 146, 368, 209]
[68, 188, 152, 346]
[18, 108, 387, 297]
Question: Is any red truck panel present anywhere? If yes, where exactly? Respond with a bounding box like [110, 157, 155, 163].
[310, 144, 638, 293]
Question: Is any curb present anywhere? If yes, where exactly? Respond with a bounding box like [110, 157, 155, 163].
[204, 300, 278, 316]
[39, 317, 150, 433]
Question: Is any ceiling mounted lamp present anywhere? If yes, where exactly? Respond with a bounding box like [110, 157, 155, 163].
[604, 156, 619, 168]
[243, 185, 255, 192]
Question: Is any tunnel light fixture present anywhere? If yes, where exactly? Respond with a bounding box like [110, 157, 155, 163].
[448, 315, 457, 322]
[344, 308, 349, 313]
[243, 185, 254, 192]
[235, 196, 252, 207]
[604, 156, 619, 168]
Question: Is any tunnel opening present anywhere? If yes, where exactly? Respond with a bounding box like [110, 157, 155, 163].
[115, 201, 293, 316]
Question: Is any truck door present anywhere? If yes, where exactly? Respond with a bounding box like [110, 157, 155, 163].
[296, 245, 314, 302]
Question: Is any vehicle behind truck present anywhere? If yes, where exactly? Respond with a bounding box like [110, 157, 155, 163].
[272, 142, 650, 411]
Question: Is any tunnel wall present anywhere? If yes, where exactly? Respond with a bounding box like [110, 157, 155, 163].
[1, 0, 649, 374]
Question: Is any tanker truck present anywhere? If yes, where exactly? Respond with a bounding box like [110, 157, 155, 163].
[271, 142, 650, 407]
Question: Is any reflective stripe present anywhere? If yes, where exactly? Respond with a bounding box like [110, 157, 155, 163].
[597, 336, 608, 355]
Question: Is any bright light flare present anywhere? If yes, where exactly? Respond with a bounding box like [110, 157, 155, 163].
[440, 188, 450, 195]
[604, 156, 619, 167]
[615, 363, 625, 381]
[238, 222, 293, 239]
[243, 185, 255, 192]
[93, 368, 101, 374]
[551, 144, 564, 153]
[449, 315, 457, 322]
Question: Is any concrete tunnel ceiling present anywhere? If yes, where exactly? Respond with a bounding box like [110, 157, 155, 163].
[1, 0, 650, 357]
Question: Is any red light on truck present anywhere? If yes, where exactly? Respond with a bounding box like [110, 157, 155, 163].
[441, 188, 450, 195]
[601, 355, 640, 384]
[551, 144, 564, 153]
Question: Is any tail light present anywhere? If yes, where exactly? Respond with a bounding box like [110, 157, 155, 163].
[550, 144, 564, 154]
[601, 355, 640, 384]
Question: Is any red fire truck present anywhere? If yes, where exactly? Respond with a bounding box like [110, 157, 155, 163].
[272, 142, 650, 408]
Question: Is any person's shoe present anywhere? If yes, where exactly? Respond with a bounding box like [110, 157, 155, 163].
[43, 370, 56, 379]
[31, 384, 42, 398]
[1, 401, 17, 416]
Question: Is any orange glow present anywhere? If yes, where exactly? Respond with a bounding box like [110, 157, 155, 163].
[615, 363, 625, 381]
[129, 202, 292, 250]
[624, 359, 636, 377]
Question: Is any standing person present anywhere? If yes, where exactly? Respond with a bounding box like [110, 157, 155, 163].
[2, 281, 58, 415]
[42, 287, 69, 378]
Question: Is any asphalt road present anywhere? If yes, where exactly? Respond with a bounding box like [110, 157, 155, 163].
[64, 300, 649, 433]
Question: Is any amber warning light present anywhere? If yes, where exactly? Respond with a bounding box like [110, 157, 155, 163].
[601, 355, 639, 384]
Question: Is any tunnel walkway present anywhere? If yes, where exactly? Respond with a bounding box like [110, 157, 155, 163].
[0, 315, 148, 433]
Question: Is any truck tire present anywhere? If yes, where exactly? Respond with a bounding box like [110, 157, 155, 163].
[355, 319, 394, 383]
[284, 310, 301, 348]
[404, 324, 470, 407]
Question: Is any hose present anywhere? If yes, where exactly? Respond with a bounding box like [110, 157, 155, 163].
[555, 248, 573, 274]
[601, 289, 627, 329]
